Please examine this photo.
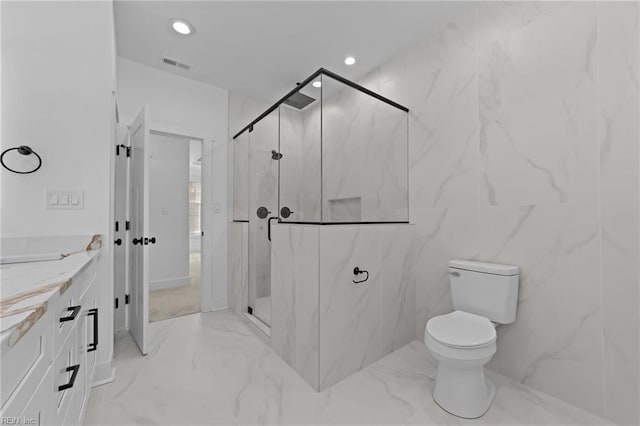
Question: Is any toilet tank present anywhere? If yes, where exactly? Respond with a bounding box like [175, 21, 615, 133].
[449, 260, 519, 324]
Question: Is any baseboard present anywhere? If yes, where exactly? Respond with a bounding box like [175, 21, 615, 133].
[211, 296, 227, 311]
[149, 276, 190, 291]
[93, 361, 116, 387]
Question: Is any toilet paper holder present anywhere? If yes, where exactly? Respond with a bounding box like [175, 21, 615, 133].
[353, 267, 369, 284]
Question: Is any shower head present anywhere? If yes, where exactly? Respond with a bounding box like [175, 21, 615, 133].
[283, 91, 315, 110]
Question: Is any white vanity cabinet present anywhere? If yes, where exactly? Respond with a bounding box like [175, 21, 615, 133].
[0, 252, 100, 426]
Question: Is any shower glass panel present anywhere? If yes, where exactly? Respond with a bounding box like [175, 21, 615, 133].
[233, 131, 249, 221]
[321, 74, 408, 222]
[247, 109, 279, 326]
[278, 79, 322, 223]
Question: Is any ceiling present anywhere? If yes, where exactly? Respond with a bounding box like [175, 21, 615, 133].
[114, 1, 472, 103]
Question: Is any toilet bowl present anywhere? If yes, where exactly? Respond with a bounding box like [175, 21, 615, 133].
[424, 260, 519, 419]
[425, 311, 497, 419]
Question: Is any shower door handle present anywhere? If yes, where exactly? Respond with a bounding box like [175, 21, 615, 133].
[267, 217, 279, 242]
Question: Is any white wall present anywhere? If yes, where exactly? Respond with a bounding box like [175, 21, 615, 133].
[149, 133, 190, 289]
[117, 57, 228, 310]
[1, 0, 117, 383]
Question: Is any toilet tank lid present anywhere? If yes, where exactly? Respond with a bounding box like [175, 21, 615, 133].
[449, 259, 519, 276]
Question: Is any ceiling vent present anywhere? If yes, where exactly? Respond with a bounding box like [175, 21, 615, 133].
[161, 57, 190, 70]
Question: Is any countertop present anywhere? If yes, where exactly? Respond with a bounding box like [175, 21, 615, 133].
[0, 235, 102, 348]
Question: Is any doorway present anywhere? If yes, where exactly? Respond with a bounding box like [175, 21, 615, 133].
[113, 105, 213, 354]
[147, 132, 203, 322]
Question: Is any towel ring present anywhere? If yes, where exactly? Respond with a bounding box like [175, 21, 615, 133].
[1, 146, 42, 174]
[353, 267, 369, 284]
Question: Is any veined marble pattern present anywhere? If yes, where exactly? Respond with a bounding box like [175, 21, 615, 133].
[597, 5, 640, 424]
[226, 222, 247, 316]
[271, 224, 320, 389]
[225, 1, 639, 423]
[319, 226, 384, 389]
[318, 225, 414, 390]
[85, 311, 613, 426]
[598, 2, 639, 205]
[412, 207, 478, 339]
[270, 224, 415, 391]
[600, 202, 639, 425]
[300, 103, 322, 222]
[479, 204, 604, 414]
[407, 11, 479, 210]
[478, 2, 598, 207]
[0, 235, 102, 347]
[279, 106, 306, 219]
[321, 76, 409, 223]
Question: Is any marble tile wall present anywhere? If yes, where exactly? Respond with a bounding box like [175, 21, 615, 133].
[348, 2, 638, 423]
[227, 2, 639, 422]
[320, 77, 409, 222]
[270, 224, 415, 391]
[227, 222, 247, 316]
[270, 224, 320, 389]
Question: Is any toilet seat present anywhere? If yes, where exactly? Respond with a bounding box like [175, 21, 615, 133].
[426, 311, 496, 349]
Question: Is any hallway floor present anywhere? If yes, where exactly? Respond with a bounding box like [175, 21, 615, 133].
[85, 310, 611, 425]
[149, 252, 201, 322]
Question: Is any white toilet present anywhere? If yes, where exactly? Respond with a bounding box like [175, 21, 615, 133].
[424, 259, 519, 419]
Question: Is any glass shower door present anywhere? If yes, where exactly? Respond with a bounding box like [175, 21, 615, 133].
[247, 109, 279, 326]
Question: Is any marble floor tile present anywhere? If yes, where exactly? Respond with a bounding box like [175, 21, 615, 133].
[85, 311, 611, 426]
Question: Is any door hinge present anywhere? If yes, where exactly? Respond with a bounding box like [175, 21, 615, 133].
[115, 297, 119, 309]
[201, 231, 204, 236]
[125, 221, 130, 231]
[116, 144, 128, 156]
[115, 221, 119, 232]
[126, 146, 131, 157]
[247, 306, 253, 315]
[125, 294, 130, 305]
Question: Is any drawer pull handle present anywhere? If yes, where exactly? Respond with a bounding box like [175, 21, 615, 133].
[88, 308, 99, 352]
[59, 305, 81, 323]
[58, 364, 80, 391]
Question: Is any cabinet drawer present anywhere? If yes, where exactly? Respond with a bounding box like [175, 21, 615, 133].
[0, 308, 52, 411]
[53, 281, 78, 359]
[51, 330, 78, 426]
[18, 366, 53, 426]
[1, 366, 53, 425]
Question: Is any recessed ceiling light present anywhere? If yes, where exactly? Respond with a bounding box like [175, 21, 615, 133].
[312, 81, 322, 88]
[171, 19, 194, 35]
[344, 56, 356, 66]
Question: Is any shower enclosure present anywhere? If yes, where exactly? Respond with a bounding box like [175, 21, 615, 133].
[232, 68, 409, 330]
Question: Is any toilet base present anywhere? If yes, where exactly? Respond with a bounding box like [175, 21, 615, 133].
[432, 363, 496, 419]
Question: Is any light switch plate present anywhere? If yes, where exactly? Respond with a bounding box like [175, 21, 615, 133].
[46, 190, 84, 209]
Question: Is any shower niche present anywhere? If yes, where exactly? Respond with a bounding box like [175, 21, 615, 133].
[230, 68, 412, 390]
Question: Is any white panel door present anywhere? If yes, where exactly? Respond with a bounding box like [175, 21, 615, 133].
[114, 130, 129, 332]
[128, 106, 150, 355]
